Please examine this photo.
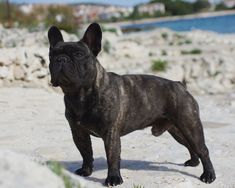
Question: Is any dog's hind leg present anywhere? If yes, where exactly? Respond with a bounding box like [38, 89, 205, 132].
[168, 126, 200, 167]
[176, 119, 215, 183]
[152, 118, 200, 167]
[174, 97, 216, 183]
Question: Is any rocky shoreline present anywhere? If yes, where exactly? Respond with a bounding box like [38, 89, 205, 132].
[0, 25, 235, 94]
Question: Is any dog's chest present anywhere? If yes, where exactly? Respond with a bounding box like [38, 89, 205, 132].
[65, 95, 105, 136]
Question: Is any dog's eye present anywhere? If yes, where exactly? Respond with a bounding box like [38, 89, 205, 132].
[73, 51, 83, 57]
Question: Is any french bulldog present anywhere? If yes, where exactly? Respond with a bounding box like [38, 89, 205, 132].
[48, 23, 216, 186]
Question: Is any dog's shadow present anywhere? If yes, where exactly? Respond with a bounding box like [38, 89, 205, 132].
[57, 158, 199, 184]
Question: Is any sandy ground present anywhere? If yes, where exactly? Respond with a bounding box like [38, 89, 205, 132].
[0, 87, 235, 188]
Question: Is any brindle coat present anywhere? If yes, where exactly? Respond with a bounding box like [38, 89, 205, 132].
[48, 23, 216, 186]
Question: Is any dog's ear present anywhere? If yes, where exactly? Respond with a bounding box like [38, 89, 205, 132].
[81, 23, 102, 56]
[48, 26, 64, 47]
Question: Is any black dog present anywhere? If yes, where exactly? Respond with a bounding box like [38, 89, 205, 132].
[48, 23, 215, 186]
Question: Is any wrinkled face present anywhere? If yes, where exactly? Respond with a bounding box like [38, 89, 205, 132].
[49, 41, 96, 89]
[48, 23, 102, 92]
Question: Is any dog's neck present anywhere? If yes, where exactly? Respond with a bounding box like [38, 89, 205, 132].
[95, 60, 109, 91]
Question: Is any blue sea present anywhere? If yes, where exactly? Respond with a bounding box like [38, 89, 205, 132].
[121, 14, 235, 34]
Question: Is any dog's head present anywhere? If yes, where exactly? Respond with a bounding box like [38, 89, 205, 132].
[48, 23, 102, 92]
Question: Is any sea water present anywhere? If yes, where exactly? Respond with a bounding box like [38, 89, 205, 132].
[122, 14, 235, 34]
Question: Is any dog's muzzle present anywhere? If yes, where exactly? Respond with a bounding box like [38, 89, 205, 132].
[49, 61, 62, 87]
[49, 55, 71, 86]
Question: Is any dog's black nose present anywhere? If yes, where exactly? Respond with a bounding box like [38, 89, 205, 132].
[56, 55, 69, 64]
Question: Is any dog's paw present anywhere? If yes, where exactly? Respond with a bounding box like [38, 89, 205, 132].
[75, 167, 92, 177]
[184, 158, 200, 167]
[200, 170, 216, 184]
[105, 175, 123, 186]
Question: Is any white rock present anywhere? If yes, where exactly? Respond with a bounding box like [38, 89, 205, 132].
[34, 69, 49, 79]
[0, 49, 14, 66]
[0, 67, 10, 79]
[13, 65, 25, 80]
[0, 150, 65, 188]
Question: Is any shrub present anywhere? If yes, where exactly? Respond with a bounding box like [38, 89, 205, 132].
[161, 50, 167, 56]
[125, 54, 131, 58]
[185, 39, 192, 44]
[101, 26, 118, 34]
[174, 33, 184, 39]
[151, 59, 168, 71]
[177, 42, 184, 46]
[161, 32, 168, 39]
[181, 49, 202, 55]
[149, 52, 154, 56]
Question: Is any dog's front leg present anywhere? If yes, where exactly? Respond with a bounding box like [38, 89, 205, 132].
[103, 127, 123, 186]
[69, 122, 94, 177]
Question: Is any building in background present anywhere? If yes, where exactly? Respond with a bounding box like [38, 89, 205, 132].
[18, 4, 33, 15]
[222, 0, 235, 8]
[74, 3, 133, 23]
[137, 2, 165, 16]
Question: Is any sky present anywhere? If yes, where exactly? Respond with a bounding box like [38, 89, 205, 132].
[10, 0, 199, 7]
[11, 0, 151, 7]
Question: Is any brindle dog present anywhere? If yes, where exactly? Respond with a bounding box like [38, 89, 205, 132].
[48, 23, 215, 186]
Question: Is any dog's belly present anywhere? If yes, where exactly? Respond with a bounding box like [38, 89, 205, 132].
[87, 129, 101, 137]
[120, 114, 160, 136]
[120, 123, 153, 136]
[77, 120, 104, 138]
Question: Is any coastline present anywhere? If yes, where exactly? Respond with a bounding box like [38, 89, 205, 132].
[105, 10, 235, 28]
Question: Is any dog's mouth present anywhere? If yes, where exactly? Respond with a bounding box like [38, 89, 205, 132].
[50, 74, 62, 87]
[49, 61, 97, 91]
[51, 74, 74, 87]
[51, 79, 59, 87]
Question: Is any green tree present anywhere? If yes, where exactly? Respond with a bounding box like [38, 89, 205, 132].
[0, 1, 11, 27]
[150, 0, 194, 15]
[193, 0, 211, 12]
[0, 1, 6, 23]
[129, 5, 140, 20]
[0, 1, 38, 28]
[215, 3, 232, 11]
[45, 5, 77, 33]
